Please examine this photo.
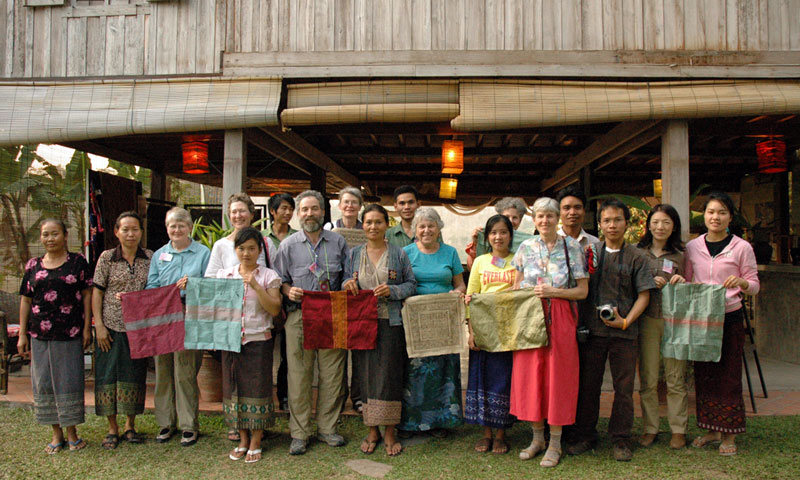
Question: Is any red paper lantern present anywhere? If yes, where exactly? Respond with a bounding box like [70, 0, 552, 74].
[756, 139, 787, 174]
[182, 141, 209, 174]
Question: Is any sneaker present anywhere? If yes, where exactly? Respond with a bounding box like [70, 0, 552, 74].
[670, 433, 687, 449]
[566, 440, 595, 456]
[289, 438, 307, 455]
[180, 431, 198, 447]
[613, 441, 633, 461]
[317, 433, 346, 447]
[354, 401, 364, 414]
[155, 428, 174, 443]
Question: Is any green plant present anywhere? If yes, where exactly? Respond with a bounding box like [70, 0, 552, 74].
[191, 217, 268, 250]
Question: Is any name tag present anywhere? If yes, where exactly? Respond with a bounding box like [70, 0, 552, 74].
[160, 252, 173, 262]
[662, 259, 674, 274]
[491, 256, 506, 268]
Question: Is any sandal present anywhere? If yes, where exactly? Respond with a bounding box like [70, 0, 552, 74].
[385, 441, 403, 457]
[102, 434, 120, 450]
[719, 443, 738, 456]
[360, 436, 381, 454]
[45, 441, 65, 455]
[227, 430, 241, 442]
[122, 429, 143, 444]
[692, 433, 722, 449]
[245, 449, 262, 463]
[540, 447, 562, 468]
[492, 438, 509, 455]
[430, 429, 448, 439]
[229, 447, 248, 461]
[68, 438, 88, 451]
[519, 441, 545, 460]
[474, 437, 493, 453]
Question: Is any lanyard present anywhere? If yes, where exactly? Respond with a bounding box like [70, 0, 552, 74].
[304, 237, 330, 287]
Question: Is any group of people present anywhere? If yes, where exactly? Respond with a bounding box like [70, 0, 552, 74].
[16, 182, 759, 467]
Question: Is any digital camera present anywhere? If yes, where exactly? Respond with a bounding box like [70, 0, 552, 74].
[597, 304, 616, 322]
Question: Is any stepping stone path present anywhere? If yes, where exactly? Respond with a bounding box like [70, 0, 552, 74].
[346, 459, 393, 478]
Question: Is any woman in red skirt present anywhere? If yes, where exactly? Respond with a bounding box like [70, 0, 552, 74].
[509, 197, 589, 468]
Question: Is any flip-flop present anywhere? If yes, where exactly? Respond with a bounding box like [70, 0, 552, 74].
[474, 437, 493, 453]
[102, 434, 119, 450]
[360, 436, 381, 454]
[229, 447, 248, 461]
[492, 438, 509, 455]
[245, 449, 262, 463]
[68, 438, 87, 451]
[692, 435, 722, 448]
[719, 443, 738, 456]
[227, 430, 241, 442]
[122, 429, 143, 444]
[45, 441, 65, 455]
[385, 440, 403, 457]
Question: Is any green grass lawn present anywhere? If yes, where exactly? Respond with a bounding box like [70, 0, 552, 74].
[1, 406, 798, 479]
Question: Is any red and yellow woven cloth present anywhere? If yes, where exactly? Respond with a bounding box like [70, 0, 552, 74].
[300, 290, 378, 350]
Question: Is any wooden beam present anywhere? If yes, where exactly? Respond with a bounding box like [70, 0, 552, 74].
[223, 129, 247, 224]
[661, 121, 690, 241]
[593, 126, 665, 171]
[541, 121, 662, 192]
[246, 128, 314, 175]
[63, 140, 158, 171]
[260, 126, 359, 187]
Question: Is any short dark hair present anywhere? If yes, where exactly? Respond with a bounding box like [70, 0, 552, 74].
[362, 204, 389, 224]
[268, 193, 295, 217]
[598, 199, 630, 222]
[483, 214, 514, 253]
[40, 218, 68, 234]
[703, 191, 736, 216]
[234, 227, 264, 250]
[393, 185, 419, 202]
[115, 211, 143, 230]
[556, 186, 587, 207]
[637, 204, 684, 252]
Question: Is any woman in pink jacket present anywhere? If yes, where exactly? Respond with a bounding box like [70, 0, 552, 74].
[684, 192, 759, 456]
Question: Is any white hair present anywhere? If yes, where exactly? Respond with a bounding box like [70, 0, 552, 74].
[338, 186, 363, 206]
[411, 207, 444, 231]
[165, 207, 192, 227]
[495, 197, 527, 216]
[531, 197, 560, 216]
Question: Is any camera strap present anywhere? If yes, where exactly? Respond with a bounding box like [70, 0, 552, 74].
[562, 237, 579, 322]
[592, 241, 625, 309]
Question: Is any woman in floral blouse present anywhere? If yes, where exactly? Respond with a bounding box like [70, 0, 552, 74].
[18, 218, 93, 454]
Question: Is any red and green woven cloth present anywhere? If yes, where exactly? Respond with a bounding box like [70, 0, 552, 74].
[301, 290, 378, 350]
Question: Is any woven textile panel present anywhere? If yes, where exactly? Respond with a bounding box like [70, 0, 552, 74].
[184, 278, 244, 353]
[332, 228, 367, 249]
[301, 290, 378, 350]
[401, 292, 466, 358]
[469, 288, 548, 352]
[661, 283, 727, 362]
[121, 284, 184, 359]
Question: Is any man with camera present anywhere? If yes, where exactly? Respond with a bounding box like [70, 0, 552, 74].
[567, 199, 656, 462]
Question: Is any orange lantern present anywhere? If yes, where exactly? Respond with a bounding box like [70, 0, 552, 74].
[439, 177, 458, 200]
[441, 140, 464, 174]
[182, 141, 209, 174]
[653, 179, 662, 198]
[756, 139, 787, 173]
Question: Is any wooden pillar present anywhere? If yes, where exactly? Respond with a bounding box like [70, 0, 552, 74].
[150, 171, 168, 201]
[580, 166, 598, 236]
[223, 129, 247, 225]
[309, 166, 330, 224]
[661, 120, 690, 241]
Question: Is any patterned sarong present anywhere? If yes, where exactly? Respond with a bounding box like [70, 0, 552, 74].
[301, 290, 378, 350]
[661, 283, 726, 362]
[401, 292, 466, 358]
[469, 288, 548, 352]
[184, 277, 244, 352]
[121, 284, 185, 359]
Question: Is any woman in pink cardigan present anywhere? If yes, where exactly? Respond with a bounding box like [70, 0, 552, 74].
[684, 192, 759, 456]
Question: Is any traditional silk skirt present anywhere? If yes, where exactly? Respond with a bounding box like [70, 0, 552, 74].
[398, 353, 463, 431]
[354, 318, 407, 426]
[31, 338, 85, 427]
[509, 298, 579, 425]
[95, 330, 147, 417]
[221, 339, 275, 431]
[465, 350, 515, 429]
[694, 309, 746, 434]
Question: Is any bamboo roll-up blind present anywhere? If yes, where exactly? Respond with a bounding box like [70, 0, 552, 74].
[282, 80, 459, 126]
[0, 77, 282, 146]
[452, 80, 800, 131]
